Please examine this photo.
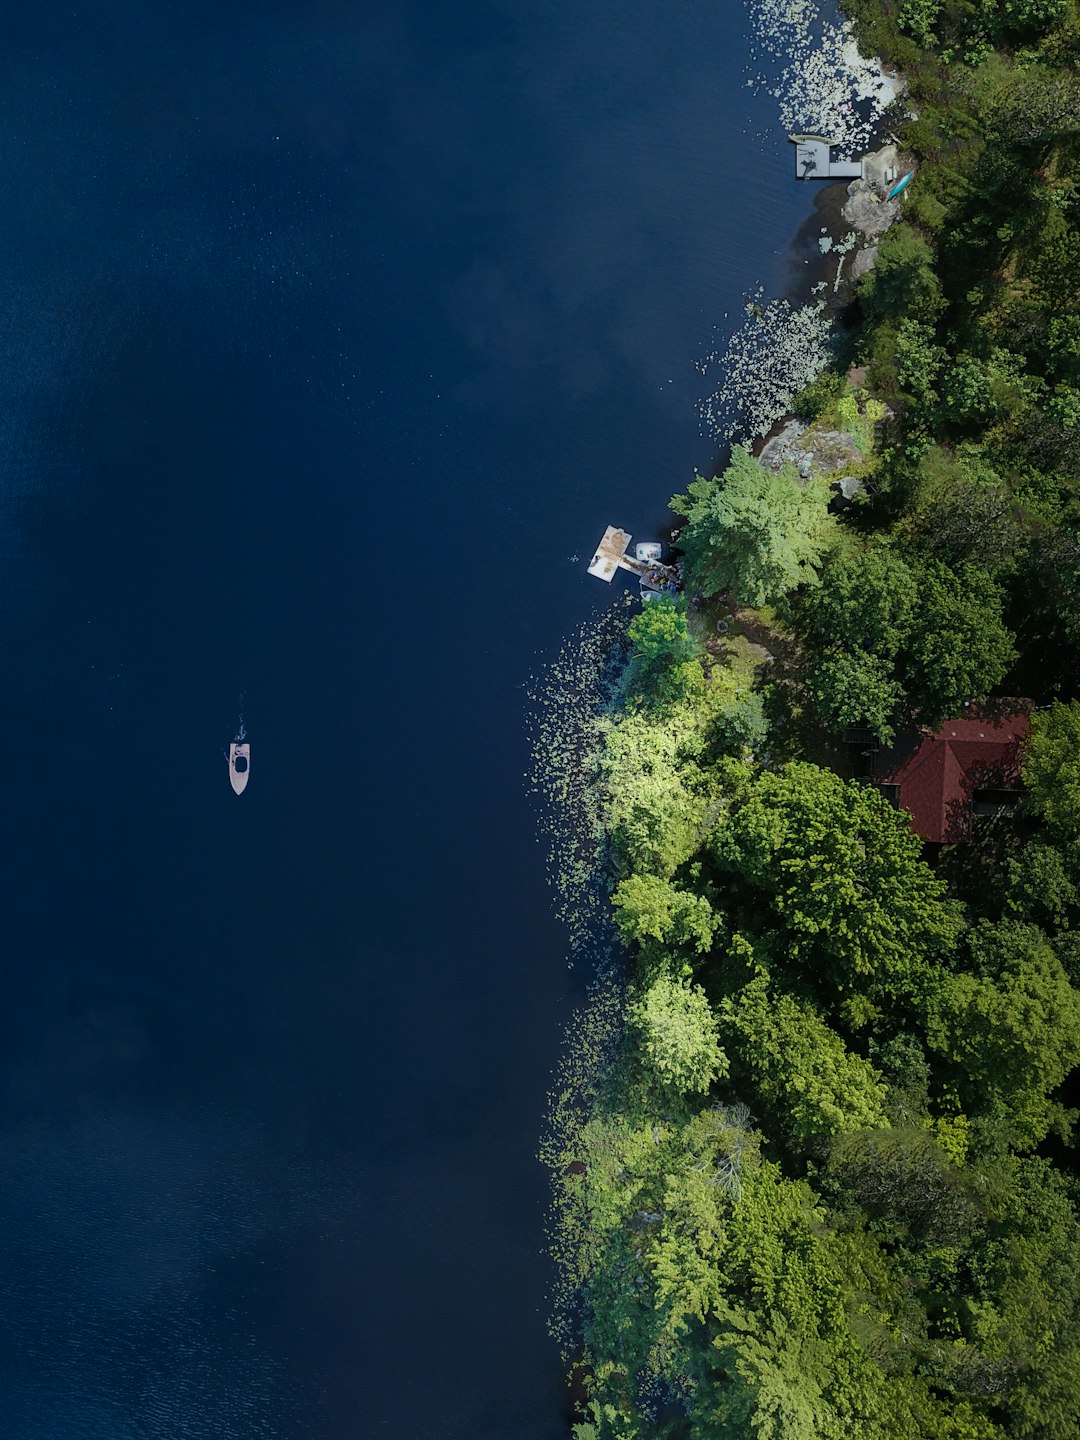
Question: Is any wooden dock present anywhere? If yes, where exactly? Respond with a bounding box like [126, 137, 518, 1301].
[587, 526, 681, 591]
[588, 525, 644, 582]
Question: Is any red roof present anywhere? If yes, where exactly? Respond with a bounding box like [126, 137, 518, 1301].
[877, 709, 1030, 843]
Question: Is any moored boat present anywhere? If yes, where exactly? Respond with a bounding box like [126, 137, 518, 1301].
[229, 742, 250, 795]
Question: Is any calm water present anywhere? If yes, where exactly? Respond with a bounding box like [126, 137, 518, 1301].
[0, 2, 817, 1435]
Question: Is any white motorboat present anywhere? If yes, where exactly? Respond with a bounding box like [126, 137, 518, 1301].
[229, 742, 250, 795]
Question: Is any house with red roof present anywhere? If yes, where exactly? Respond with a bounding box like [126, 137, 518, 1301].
[874, 707, 1031, 844]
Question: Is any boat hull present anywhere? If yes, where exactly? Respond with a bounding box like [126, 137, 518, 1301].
[229, 742, 250, 795]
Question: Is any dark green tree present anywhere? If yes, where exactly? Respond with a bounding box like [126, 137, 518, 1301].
[712, 762, 962, 997]
[898, 560, 1016, 728]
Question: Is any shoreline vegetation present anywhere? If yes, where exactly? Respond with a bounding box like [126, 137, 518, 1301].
[542, 3, 1080, 1437]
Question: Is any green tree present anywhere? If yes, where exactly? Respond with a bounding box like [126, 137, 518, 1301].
[806, 647, 905, 741]
[829, 1126, 983, 1247]
[628, 975, 728, 1094]
[923, 920, 1080, 1147]
[798, 545, 918, 738]
[802, 544, 919, 657]
[861, 224, 944, 326]
[712, 762, 961, 996]
[600, 705, 729, 877]
[721, 971, 888, 1144]
[1003, 840, 1078, 930]
[898, 0, 943, 47]
[941, 350, 1035, 430]
[612, 873, 721, 953]
[671, 447, 835, 606]
[898, 559, 1015, 728]
[1023, 700, 1080, 839]
[625, 594, 698, 706]
[902, 476, 1019, 574]
[988, 1159, 1080, 1440]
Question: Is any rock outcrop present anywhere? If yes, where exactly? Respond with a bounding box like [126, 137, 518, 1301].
[758, 419, 864, 478]
[850, 245, 878, 281]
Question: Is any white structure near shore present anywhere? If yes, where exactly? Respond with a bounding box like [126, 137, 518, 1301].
[790, 136, 901, 189]
[790, 133, 864, 180]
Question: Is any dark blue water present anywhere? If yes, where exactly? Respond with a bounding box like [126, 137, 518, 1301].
[0, 3, 817, 1435]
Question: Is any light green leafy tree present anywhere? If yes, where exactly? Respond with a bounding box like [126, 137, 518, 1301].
[893, 318, 948, 408]
[611, 873, 722, 953]
[1023, 700, 1080, 840]
[628, 975, 728, 1094]
[670, 446, 835, 606]
[898, 0, 942, 46]
[923, 920, 1080, 1148]
[600, 705, 723, 877]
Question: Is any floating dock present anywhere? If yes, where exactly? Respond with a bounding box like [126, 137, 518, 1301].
[587, 527, 682, 596]
[790, 134, 864, 181]
[587, 526, 645, 582]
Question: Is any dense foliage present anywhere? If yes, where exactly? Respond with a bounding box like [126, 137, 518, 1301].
[549, 5, 1080, 1436]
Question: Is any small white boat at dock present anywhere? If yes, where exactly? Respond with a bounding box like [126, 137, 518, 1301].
[229, 742, 250, 795]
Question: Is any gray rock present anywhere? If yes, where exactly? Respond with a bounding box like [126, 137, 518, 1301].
[850, 245, 879, 281]
[804, 429, 864, 471]
[760, 419, 863, 478]
[842, 182, 900, 240]
[758, 418, 807, 473]
[837, 476, 865, 500]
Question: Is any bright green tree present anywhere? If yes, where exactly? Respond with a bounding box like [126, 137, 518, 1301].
[923, 920, 1080, 1148]
[670, 447, 835, 605]
[625, 594, 698, 706]
[1023, 700, 1080, 840]
[612, 872, 721, 953]
[628, 975, 728, 1094]
[600, 705, 723, 877]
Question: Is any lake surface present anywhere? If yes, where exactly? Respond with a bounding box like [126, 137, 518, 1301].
[0, 2, 819, 1435]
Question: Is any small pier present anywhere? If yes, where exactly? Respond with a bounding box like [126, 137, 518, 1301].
[587, 526, 682, 597]
[587, 526, 647, 582]
[790, 134, 864, 181]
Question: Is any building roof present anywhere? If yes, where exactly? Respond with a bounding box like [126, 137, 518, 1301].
[876, 708, 1030, 843]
